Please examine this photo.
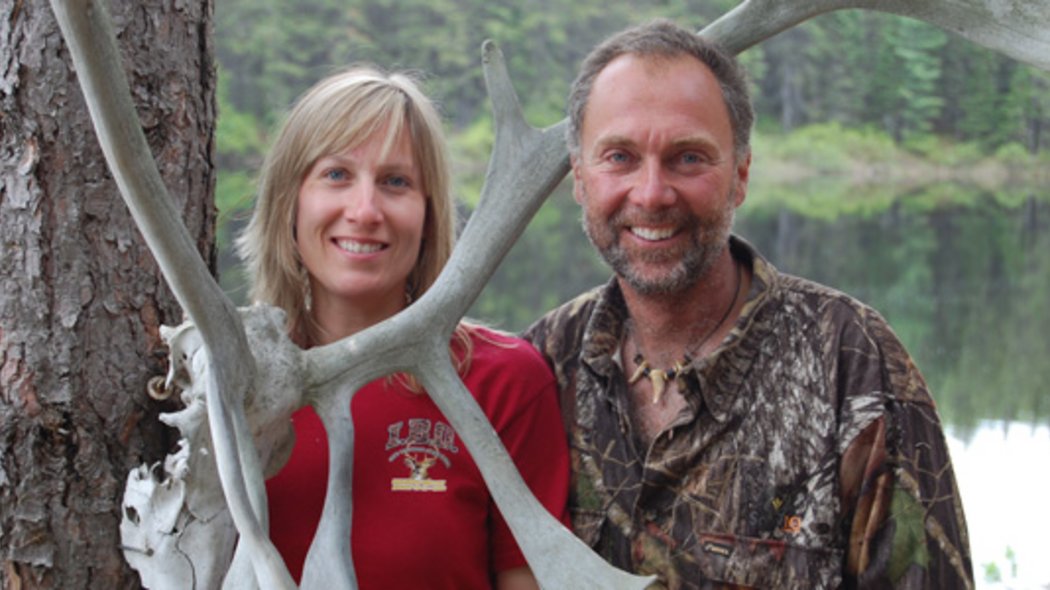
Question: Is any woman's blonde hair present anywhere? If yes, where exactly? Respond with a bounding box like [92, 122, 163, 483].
[237, 66, 455, 345]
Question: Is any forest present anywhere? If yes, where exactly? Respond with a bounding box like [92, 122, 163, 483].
[212, 0, 1050, 303]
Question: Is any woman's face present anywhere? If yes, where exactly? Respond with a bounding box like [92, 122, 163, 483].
[295, 126, 427, 318]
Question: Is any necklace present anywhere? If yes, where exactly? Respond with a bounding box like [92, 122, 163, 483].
[628, 261, 743, 405]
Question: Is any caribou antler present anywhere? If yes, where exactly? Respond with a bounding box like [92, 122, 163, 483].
[48, 1, 648, 588]
[702, 0, 1050, 71]
[49, 0, 1050, 587]
[48, 1, 295, 588]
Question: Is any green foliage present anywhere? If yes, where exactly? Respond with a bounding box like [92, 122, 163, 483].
[215, 70, 266, 167]
[758, 123, 900, 171]
[984, 561, 1001, 583]
[983, 546, 1019, 584]
[995, 141, 1031, 163]
[901, 135, 983, 167]
[883, 18, 947, 140]
[215, 170, 256, 220]
[448, 115, 493, 207]
[214, 170, 255, 261]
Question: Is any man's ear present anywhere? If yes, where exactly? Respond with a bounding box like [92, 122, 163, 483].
[732, 150, 751, 208]
[571, 155, 584, 205]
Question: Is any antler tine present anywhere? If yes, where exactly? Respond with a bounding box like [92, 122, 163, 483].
[702, 0, 1050, 71]
[48, 2, 293, 587]
[415, 350, 656, 590]
[481, 39, 533, 146]
[873, 0, 1050, 71]
[409, 39, 571, 331]
[699, 0, 841, 54]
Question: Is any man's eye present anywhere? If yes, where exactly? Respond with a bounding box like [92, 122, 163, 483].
[680, 152, 705, 165]
[384, 175, 410, 188]
[607, 151, 631, 164]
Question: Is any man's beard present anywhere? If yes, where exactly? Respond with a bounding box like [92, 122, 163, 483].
[580, 185, 737, 296]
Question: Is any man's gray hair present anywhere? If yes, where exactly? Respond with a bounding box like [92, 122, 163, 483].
[566, 19, 754, 160]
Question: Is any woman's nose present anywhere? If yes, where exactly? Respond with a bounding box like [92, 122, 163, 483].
[344, 180, 383, 224]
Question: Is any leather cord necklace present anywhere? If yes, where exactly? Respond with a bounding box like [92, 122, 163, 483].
[628, 261, 742, 405]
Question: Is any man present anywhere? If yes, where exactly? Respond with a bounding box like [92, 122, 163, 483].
[524, 19, 973, 589]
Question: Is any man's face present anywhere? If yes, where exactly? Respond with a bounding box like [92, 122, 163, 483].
[572, 54, 750, 296]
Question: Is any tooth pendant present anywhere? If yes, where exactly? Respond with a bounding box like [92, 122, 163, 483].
[628, 361, 649, 386]
[648, 369, 669, 404]
[629, 358, 685, 405]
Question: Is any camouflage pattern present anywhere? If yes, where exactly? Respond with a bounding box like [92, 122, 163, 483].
[524, 237, 972, 589]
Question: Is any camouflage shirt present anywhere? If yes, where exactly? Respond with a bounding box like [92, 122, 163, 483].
[523, 237, 972, 589]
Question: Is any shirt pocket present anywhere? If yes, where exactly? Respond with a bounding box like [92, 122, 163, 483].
[683, 532, 844, 589]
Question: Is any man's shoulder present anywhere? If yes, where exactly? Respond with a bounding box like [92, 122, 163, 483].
[523, 284, 607, 356]
[738, 235, 882, 325]
[771, 269, 886, 326]
[534, 285, 605, 325]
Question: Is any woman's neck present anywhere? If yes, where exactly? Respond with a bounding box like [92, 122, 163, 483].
[306, 290, 406, 347]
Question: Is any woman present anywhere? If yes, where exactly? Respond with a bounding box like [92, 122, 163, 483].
[237, 67, 569, 589]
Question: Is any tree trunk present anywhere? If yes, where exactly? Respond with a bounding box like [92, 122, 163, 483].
[0, 1, 216, 588]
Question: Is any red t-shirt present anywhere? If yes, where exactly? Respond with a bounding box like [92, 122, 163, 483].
[266, 328, 570, 588]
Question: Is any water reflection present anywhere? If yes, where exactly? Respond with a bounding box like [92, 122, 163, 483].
[736, 187, 1050, 433]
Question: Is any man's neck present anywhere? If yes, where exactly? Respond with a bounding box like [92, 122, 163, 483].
[619, 248, 746, 365]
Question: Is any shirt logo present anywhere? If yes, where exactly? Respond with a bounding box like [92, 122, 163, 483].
[772, 496, 803, 535]
[386, 418, 458, 492]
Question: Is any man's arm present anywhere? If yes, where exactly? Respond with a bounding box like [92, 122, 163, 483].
[838, 312, 973, 589]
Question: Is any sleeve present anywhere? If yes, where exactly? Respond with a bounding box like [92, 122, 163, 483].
[837, 309, 973, 589]
[482, 343, 572, 574]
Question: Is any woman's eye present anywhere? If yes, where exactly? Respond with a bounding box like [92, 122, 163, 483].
[323, 168, 348, 182]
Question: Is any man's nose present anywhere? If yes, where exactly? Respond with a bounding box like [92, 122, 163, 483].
[630, 158, 675, 208]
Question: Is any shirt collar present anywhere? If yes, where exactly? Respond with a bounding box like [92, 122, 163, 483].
[577, 235, 779, 422]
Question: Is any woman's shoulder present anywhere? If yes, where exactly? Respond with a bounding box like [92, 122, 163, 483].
[458, 325, 559, 429]
[465, 324, 548, 371]
[458, 324, 555, 399]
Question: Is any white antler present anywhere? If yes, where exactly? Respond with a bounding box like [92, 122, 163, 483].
[702, 0, 1050, 71]
[49, 0, 1050, 588]
[47, 1, 643, 587]
[48, 1, 294, 588]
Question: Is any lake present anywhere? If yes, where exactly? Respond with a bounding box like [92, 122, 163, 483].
[947, 421, 1050, 589]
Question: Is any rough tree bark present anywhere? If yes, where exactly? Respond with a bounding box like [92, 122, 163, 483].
[0, 1, 216, 588]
